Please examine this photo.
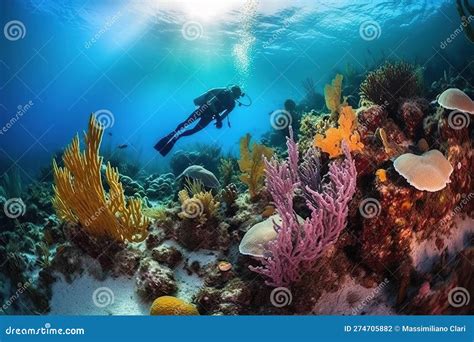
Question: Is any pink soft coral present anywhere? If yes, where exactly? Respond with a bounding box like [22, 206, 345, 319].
[250, 129, 357, 287]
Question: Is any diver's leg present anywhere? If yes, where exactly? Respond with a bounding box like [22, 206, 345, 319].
[178, 116, 212, 137]
[155, 107, 212, 156]
[174, 107, 203, 132]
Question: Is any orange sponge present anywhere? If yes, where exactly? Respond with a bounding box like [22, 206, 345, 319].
[314, 106, 364, 158]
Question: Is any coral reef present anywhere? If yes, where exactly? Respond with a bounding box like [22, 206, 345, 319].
[135, 258, 177, 300]
[397, 98, 429, 139]
[151, 245, 182, 268]
[143, 173, 176, 202]
[196, 278, 254, 315]
[52, 115, 149, 243]
[238, 133, 273, 200]
[405, 246, 474, 314]
[2, 57, 473, 318]
[170, 144, 222, 176]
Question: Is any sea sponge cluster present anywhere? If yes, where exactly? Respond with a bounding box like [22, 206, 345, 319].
[150, 296, 199, 315]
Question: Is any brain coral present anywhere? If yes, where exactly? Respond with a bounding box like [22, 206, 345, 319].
[150, 296, 199, 315]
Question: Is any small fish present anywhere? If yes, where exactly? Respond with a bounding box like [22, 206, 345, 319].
[117, 144, 128, 149]
[108, 132, 113, 136]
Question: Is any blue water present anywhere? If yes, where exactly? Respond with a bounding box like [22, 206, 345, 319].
[0, 0, 471, 180]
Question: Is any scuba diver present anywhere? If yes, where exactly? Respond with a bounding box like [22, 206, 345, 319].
[155, 85, 247, 156]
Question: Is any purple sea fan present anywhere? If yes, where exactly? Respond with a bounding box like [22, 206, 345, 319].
[249, 129, 357, 287]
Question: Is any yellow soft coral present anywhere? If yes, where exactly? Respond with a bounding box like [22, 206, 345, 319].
[238, 133, 273, 200]
[314, 106, 364, 158]
[324, 74, 347, 119]
[150, 296, 199, 315]
[52, 115, 149, 243]
[178, 188, 219, 224]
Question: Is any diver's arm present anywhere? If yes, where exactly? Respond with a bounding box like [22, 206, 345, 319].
[215, 102, 235, 122]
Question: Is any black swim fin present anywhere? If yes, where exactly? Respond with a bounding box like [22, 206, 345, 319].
[154, 132, 178, 156]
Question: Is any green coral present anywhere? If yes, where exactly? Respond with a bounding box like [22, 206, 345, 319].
[218, 158, 236, 188]
[298, 111, 334, 153]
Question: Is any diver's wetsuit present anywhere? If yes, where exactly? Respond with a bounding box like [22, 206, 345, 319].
[155, 88, 236, 156]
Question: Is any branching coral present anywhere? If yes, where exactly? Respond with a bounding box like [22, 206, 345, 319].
[314, 106, 364, 158]
[143, 205, 168, 221]
[249, 130, 357, 287]
[52, 115, 149, 243]
[238, 134, 273, 200]
[184, 178, 205, 196]
[359, 61, 423, 113]
[324, 74, 346, 119]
